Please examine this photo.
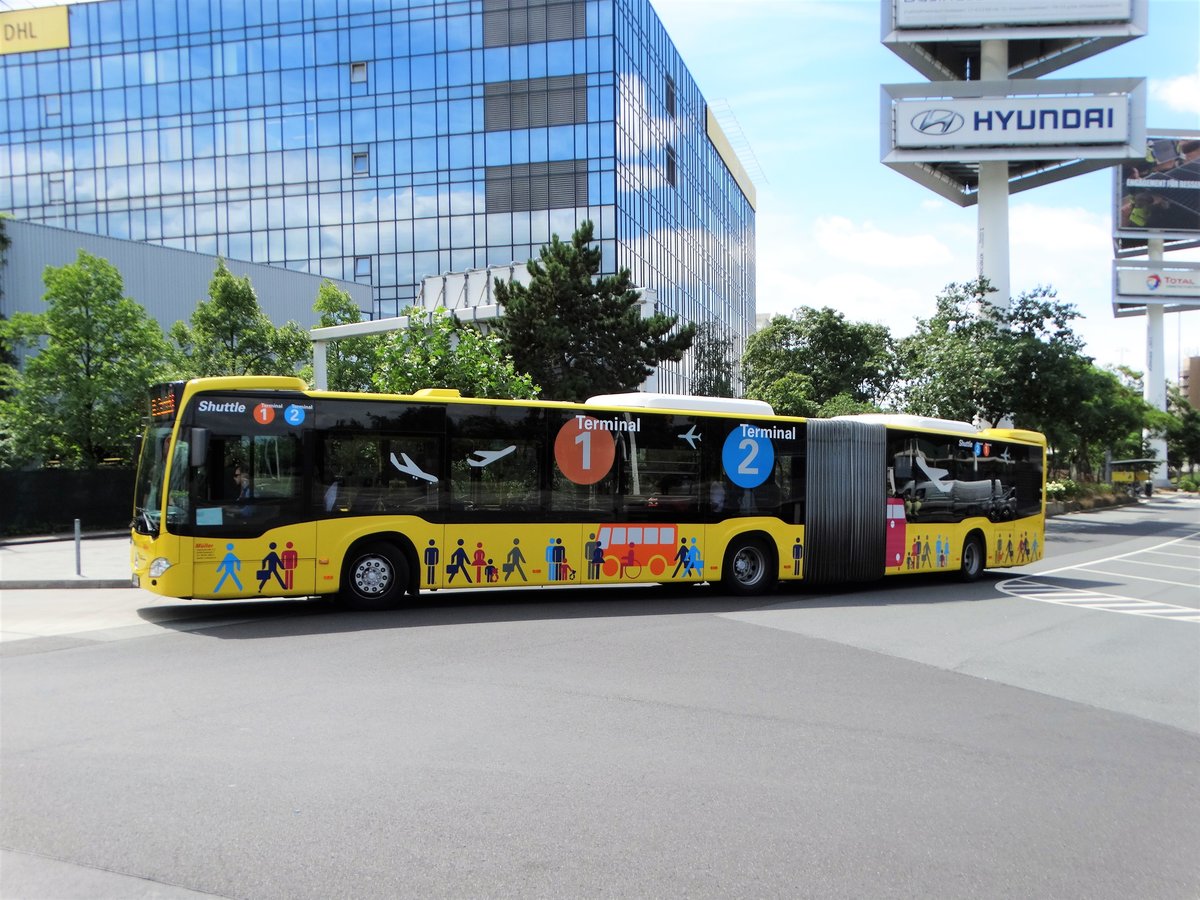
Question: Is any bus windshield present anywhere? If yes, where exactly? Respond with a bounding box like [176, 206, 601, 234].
[132, 425, 174, 535]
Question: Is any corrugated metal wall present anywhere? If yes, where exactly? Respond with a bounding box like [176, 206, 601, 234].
[0, 219, 372, 334]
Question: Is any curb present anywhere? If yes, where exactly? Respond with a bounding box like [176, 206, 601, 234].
[1046, 495, 1138, 517]
[0, 531, 129, 547]
[0, 579, 133, 590]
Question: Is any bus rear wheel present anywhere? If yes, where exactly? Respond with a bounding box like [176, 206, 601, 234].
[342, 541, 408, 610]
[721, 536, 775, 597]
[959, 535, 985, 583]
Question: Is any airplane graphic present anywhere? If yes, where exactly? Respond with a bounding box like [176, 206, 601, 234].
[999, 448, 1012, 463]
[678, 425, 701, 449]
[467, 446, 517, 468]
[389, 451, 439, 483]
[915, 456, 952, 493]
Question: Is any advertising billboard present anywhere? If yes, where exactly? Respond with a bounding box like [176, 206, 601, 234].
[1114, 134, 1200, 241]
[1111, 261, 1200, 317]
[1116, 266, 1199, 297]
[881, 0, 1147, 82]
[895, 94, 1131, 149]
[893, 0, 1133, 29]
[883, 78, 1145, 165]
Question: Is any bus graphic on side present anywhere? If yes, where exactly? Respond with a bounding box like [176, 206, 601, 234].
[595, 524, 699, 579]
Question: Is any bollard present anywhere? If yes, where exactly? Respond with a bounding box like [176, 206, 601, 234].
[75, 518, 82, 577]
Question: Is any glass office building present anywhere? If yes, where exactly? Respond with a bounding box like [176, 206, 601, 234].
[0, 0, 756, 393]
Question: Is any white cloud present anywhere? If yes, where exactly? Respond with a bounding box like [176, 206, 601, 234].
[1150, 63, 1200, 117]
[1008, 203, 1112, 300]
[754, 207, 973, 334]
[1010, 203, 1110, 253]
[759, 269, 934, 336]
[811, 216, 957, 268]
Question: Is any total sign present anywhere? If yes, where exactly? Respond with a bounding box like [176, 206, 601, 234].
[896, 94, 1131, 148]
[1116, 268, 1200, 299]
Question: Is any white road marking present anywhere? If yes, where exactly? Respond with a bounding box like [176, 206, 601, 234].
[997, 529, 1200, 623]
[1109, 558, 1199, 572]
[1072, 567, 1198, 588]
[1141, 549, 1200, 561]
[998, 578, 1200, 622]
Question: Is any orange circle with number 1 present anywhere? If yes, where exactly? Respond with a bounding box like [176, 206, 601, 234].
[253, 403, 276, 425]
[554, 417, 616, 485]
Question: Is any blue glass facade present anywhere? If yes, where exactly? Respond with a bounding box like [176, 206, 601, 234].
[0, 0, 755, 393]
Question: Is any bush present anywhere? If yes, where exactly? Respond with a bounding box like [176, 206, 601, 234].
[1178, 476, 1199, 493]
[1047, 479, 1117, 501]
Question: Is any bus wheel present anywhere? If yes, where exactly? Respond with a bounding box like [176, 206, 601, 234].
[342, 542, 408, 610]
[722, 536, 775, 597]
[959, 535, 985, 583]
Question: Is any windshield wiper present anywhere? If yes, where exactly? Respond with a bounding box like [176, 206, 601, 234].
[131, 509, 159, 536]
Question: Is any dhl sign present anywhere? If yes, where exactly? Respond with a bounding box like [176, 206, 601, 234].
[1, 6, 70, 56]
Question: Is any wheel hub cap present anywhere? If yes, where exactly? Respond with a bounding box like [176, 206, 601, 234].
[355, 559, 390, 594]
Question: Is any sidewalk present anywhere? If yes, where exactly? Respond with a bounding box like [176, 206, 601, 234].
[0, 534, 227, 646]
[0, 534, 133, 589]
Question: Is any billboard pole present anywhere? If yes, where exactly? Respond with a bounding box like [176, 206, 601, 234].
[977, 39, 1011, 311]
[1145, 238, 1169, 487]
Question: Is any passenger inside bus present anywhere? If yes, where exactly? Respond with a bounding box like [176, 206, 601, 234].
[233, 465, 252, 500]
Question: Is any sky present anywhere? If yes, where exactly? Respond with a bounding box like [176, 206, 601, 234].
[650, 0, 1200, 381]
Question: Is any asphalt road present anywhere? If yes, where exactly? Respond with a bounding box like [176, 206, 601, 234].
[2, 498, 1197, 899]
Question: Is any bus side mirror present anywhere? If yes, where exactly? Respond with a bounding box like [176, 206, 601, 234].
[190, 427, 209, 467]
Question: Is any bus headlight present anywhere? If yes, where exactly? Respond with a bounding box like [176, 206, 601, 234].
[149, 557, 173, 577]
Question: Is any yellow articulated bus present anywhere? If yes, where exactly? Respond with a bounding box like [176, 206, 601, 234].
[130, 376, 1046, 609]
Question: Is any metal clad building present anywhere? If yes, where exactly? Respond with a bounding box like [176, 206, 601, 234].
[0, 218, 372, 335]
[0, 0, 757, 393]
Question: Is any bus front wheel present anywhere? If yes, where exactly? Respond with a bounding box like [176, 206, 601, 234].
[721, 536, 776, 597]
[342, 541, 408, 610]
[959, 535, 985, 583]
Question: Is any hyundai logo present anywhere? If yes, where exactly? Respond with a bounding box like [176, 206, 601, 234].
[911, 109, 964, 135]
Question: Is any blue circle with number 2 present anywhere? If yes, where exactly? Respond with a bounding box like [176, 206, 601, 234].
[284, 405, 306, 426]
[722, 426, 774, 489]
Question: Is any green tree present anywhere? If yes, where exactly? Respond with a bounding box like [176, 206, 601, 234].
[0, 312, 28, 468]
[898, 280, 1005, 422]
[1165, 385, 1200, 476]
[171, 259, 310, 377]
[816, 393, 883, 418]
[898, 279, 1088, 430]
[895, 280, 1170, 479]
[747, 372, 819, 418]
[994, 286, 1089, 431]
[373, 307, 538, 399]
[1063, 364, 1155, 478]
[691, 320, 736, 397]
[0, 250, 171, 468]
[742, 307, 895, 411]
[0, 216, 16, 403]
[494, 220, 694, 401]
[303, 280, 380, 392]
